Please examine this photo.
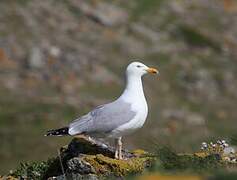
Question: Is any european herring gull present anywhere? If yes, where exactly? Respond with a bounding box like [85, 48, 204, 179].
[46, 61, 159, 159]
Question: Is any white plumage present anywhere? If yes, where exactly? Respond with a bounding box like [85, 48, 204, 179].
[46, 61, 159, 159]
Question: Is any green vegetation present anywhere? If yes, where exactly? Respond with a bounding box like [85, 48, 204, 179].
[156, 147, 223, 172]
[84, 154, 152, 177]
[9, 138, 154, 179]
[11, 161, 51, 179]
[8, 144, 237, 179]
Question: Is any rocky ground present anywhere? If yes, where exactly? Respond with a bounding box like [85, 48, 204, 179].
[1, 0, 237, 175]
[7, 137, 154, 179]
[1, 138, 237, 179]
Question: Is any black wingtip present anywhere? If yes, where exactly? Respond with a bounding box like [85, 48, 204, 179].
[45, 127, 69, 137]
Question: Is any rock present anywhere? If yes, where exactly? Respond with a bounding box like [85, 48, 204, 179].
[76, 1, 128, 27]
[9, 137, 154, 179]
[63, 138, 153, 177]
[49, 46, 61, 58]
[66, 137, 135, 159]
[71, 173, 98, 180]
[55, 173, 98, 180]
[28, 47, 44, 69]
[67, 157, 96, 174]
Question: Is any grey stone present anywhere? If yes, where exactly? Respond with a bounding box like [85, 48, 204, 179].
[67, 157, 96, 174]
[28, 47, 44, 69]
[56, 173, 98, 180]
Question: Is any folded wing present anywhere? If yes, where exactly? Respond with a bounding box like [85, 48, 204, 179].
[68, 99, 136, 136]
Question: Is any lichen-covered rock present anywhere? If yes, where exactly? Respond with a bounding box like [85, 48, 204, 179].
[66, 137, 135, 159]
[7, 139, 237, 179]
[84, 154, 152, 177]
[60, 137, 154, 178]
[9, 137, 155, 179]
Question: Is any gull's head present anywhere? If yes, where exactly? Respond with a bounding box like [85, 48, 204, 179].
[126, 62, 159, 77]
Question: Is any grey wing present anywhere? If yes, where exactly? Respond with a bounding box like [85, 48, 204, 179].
[68, 99, 136, 136]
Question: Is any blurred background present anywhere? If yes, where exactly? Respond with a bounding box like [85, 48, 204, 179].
[1, 0, 237, 174]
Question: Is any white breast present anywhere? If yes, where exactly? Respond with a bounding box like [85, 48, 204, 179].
[109, 71, 149, 138]
[109, 96, 148, 138]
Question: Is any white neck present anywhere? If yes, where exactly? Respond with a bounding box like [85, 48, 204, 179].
[119, 74, 145, 101]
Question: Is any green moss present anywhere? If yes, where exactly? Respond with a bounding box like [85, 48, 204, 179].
[83, 155, 109, 175]
[132, 149, 147, 156]
[8, 145, 237, 179]
[156, 147, 223, 172]
[84, 154, 154, 177]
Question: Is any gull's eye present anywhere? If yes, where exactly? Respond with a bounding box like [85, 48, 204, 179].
[136, 65, 142, 68]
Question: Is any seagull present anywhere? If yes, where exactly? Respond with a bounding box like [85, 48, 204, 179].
[46, 61, 159, 159]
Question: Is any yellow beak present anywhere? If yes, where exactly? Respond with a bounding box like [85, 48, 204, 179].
[146, 67, 159, 74]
